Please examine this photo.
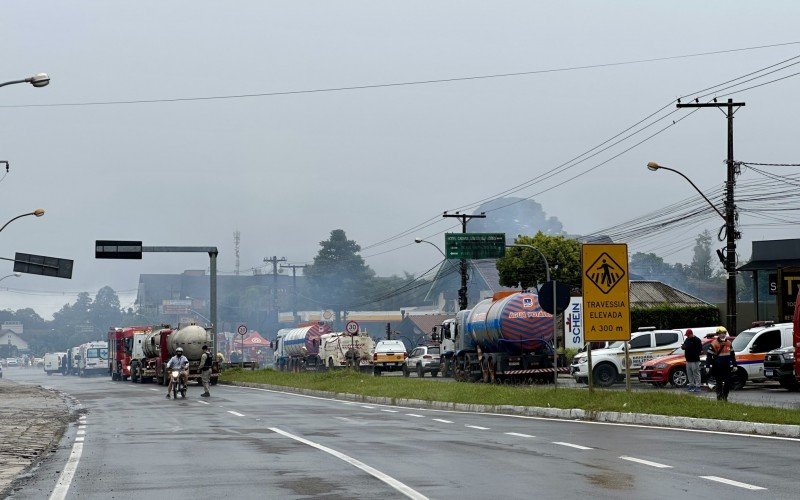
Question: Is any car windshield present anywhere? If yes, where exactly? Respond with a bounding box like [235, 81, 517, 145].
[732, 331, 756, 351]
[426, 347, 440, 354]
[607, 341, 623, 349]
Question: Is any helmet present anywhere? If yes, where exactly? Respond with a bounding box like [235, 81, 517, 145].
[176, 347, 184, 354]
[716, 327, 727, 334]
[202, 345, 209, 350]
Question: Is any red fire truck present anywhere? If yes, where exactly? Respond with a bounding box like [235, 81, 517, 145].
[108, 326, 152, 381]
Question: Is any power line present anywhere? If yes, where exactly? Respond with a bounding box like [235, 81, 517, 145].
[4, 42, 798, 110]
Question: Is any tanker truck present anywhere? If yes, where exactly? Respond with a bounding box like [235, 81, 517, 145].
[447, 291, 564, 383]
[133, 324, 219, 385]
[319, 331, 375, 371]
[274, 323, 331, 371]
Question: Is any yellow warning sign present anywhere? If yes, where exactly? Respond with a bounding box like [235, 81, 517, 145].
[582, 244, 631, 342]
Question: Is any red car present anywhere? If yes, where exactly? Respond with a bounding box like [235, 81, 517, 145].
[638, 338, 716, 388]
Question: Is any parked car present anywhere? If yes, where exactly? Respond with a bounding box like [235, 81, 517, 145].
[372, 340, 407, 376]
[730, 322, 793, 388]
[639, 338, 720, 388]
[764, 346, 798, 391]
[5, 358, 18, 367]
[403, 345, 441, 377]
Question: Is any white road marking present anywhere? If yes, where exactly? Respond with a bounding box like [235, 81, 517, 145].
[361, 405, 375, 409]
[465, 425, 490, 430]
[620, 456, 672, 468]
[228, 411, 245, 417]
[406, 413, 425, 418]
[381, 409, 399, 413]
[76, 430, 85, 436]
[197, 400, 210, 405]
[149, 388, 159, 391]
[432, 418, 453, 424]
[269, 427, 428, 500]
[232, 384, 800, 442]
[77, 425, 86, 430]
[48, 441, 84, 500]
[553, 441, 592, 450]
[700, 476, 766, 491]
[505, 432, 535, 438]
[74, 437, 84, 443]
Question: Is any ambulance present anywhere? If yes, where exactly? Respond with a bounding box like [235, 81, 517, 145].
[730, 321, 793, 388]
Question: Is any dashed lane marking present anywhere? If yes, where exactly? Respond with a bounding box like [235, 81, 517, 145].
[269, 427, 428, 500]
[465, 425, 490, 430]
[700, 476, 766, 491]
[149, 388, 159, 391]
[228, 411, 245, 417]
[381, 409, 399, 413]
[619, 456, 672, 468]
[361, 405, 375, 409]
[432, 418, 453, 424]
[406, 414, 425, 418]
[505, 432, 535, 438]
[197, 400, 210, 405]
[553, 442, 592, 450]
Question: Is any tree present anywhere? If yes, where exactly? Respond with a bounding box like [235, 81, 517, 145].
[497, 233, 581, 290]
[89, 286, 123, 331]
[305, 229, 375, 321]
[690, 230, 715, 280]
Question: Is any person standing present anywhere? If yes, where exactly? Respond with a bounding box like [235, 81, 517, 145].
[681, 329, 702, 392]
[709, 327, 736, 401]
[199, 345, 212, 398]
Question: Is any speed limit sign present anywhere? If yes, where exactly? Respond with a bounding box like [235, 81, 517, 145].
[345, 320, 359, 335]
[237, 324, 248, 336]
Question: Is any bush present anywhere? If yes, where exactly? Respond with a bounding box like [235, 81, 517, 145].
[632, 304, 720, 330]
[558, 347, 580, 365]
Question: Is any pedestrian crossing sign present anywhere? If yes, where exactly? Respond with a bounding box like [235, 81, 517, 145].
[582, 244, 631, 341]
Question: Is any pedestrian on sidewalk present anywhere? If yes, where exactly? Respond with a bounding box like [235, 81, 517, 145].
[199, 345, 212, 398]
[681, 328, 702, 392]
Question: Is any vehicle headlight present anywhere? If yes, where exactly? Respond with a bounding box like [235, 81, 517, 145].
[780, 353, 793, 362]
[126, 366, 131, 371]
[654, 363, 668, 369]
[574, 358, 587, 365]
[172, 370, 180, 377]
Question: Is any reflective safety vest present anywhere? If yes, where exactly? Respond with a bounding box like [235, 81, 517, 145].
[711, 338, 733, 357]
[201, 352, 213, 370]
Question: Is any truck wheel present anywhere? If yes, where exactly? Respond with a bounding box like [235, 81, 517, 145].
[417, 364, 424, 377]
[779, 378, 800, 391]
[402, 365, 410, 377]
[373, 367, 382, 376]
[669, 367, 688, 388]
[431, 371, 439, 378]
[210, 377, 218, 386]
[328, 358, 335, 369]
[592, 364, 617, 388]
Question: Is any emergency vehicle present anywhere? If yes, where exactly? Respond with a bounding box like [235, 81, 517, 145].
[729, 321, 793, 388]
[108, 326, 152, 381]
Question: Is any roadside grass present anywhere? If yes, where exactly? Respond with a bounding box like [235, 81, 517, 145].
[220, 369, 800, 426]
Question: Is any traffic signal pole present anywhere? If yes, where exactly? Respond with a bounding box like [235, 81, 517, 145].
[443, 212, 486, 310]
[676, 98, 744, 335]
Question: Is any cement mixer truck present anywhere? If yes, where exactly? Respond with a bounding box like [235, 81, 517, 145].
[446, 291, 564, 383]
[131, 324, 219, 386]
[274, 323, 331, 371]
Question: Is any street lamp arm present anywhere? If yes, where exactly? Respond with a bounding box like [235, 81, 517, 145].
[414, 238, 447, 259]
[0, 79, 27, 88]
[646, 162, 725, 220]
[0, 209, 45, 234]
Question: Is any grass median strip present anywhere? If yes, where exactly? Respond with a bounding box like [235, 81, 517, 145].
[221, 369, 800, 426]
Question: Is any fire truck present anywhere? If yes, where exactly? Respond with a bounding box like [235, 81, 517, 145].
[108, 326, 152, 381]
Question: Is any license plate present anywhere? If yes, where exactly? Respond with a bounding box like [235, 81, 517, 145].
[640, 373, 648, 379]
[765, 369, 773, 377]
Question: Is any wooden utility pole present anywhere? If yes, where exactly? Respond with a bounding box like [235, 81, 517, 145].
[264, 256, 287, 328]
[676, 98, 744, 335]
[280, 263, 306, 325]
[443, 211, 486, 310]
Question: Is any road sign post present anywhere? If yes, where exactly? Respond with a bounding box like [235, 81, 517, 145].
[581, 243, 631, 391]
[237, 324, 248, 369]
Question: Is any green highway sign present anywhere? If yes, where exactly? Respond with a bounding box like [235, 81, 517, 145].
[445, 233, 506, 259]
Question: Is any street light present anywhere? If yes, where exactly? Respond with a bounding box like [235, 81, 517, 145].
[647, 160, 737, 335]
[0, 272, 21, 284]
[414, 237, 447, 258]
[506, 243, 558, 386]
[0, 73, 50, 88]
[0, 209, 45, 234]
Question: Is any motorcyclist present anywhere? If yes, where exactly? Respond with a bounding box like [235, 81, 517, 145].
[165, 347, 189, 399]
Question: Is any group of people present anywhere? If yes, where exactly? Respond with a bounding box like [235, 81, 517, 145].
[681, 326, 736, 401]
[165, 345, 214, 399]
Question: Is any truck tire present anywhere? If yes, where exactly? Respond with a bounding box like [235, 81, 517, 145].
[779, 378, 800, 391]
[210, 377, 218, 386]
[592, 364, 617, 388]
[373, 366, 382, 376]
[402, 365, 410, 377]
[328, 358, 335, 369]
[431, 371, 438, 378]
[669, 367, 688, 388]
[417, 364, 424, 378]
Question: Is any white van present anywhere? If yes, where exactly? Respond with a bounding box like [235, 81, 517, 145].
[43, 352, 67, 375]
[730, 322, 793, 388]
[78, 341, 109, 377]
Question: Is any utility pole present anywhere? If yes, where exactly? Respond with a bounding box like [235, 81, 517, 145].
[676, 98, 744, 335]
[264, 256, 287, 328]
[280, 263, 306, 325]
[443, 211, 486, 311]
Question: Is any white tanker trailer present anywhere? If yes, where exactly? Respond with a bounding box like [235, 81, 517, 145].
[319, 331, 374, 371]
[131, 324, 219, 385]
[274, 323, 331, 371]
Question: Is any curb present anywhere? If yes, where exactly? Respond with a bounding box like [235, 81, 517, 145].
[223, 381, 800, 438]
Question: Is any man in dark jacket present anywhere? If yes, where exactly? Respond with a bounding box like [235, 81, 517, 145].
[681, 329, 703, 393]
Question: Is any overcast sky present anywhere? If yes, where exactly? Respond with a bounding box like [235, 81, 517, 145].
[2, 1, 799, 319]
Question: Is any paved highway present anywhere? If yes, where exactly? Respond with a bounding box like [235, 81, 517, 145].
[5, 369, 800, 499]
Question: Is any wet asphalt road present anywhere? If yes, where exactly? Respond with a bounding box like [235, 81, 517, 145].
[5, 369, 800, 499]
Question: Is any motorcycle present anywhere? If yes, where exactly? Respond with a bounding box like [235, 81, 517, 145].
[170, 367, 187, 399]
